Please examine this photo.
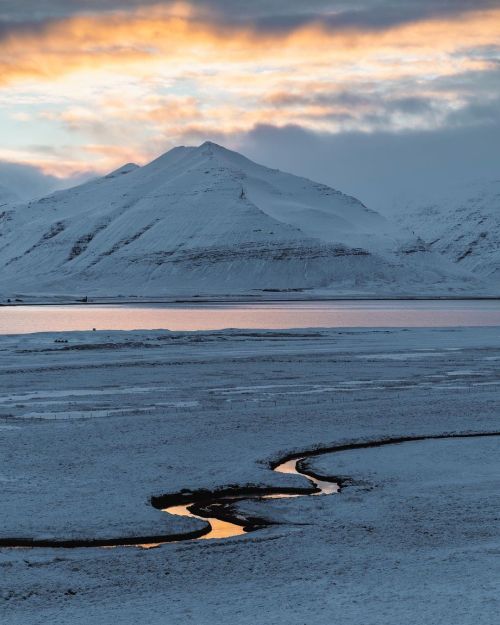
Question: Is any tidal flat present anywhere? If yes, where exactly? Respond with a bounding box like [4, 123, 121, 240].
[1, 327, 500, 624]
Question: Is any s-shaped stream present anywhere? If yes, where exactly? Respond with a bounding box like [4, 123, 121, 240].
[144, 453, 340, 547]
[2, 432, 498, 549]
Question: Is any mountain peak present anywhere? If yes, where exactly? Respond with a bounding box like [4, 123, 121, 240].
[199, 140, 223, 150]
[105, 163, 140, 179]
[149, 142, 238, 169]
[197, 140, 228, 156]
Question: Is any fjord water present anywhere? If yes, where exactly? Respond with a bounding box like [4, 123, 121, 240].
[2, 300, 500, 334]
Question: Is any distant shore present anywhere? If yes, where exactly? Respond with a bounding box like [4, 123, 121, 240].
[2, 293, 500, 307]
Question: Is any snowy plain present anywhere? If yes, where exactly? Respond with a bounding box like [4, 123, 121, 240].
[1, 325, 500, 624]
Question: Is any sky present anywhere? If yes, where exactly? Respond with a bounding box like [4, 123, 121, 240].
[0, 0, 499, 208]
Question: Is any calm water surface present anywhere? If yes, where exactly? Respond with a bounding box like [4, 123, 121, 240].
[143, 450, 340, 547]
[2, 300, 500, 334]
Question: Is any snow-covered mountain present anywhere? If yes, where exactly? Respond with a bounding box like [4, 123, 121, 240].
[397, 179, 500, 281]
[0, 142, 482, 297]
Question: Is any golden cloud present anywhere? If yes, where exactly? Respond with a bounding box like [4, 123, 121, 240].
[0, 6, 498, 86]
[2, 4, 499, 177]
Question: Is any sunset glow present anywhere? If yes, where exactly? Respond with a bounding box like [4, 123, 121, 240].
[1, 1, 499, 180]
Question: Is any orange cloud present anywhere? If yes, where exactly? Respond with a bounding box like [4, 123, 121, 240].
[1, 4, 499, 177]
[0, 147, 91, 178]
[0, 6, 498, 86]
[0, 143, 151, 178]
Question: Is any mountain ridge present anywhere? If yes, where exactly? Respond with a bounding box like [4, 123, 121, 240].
[0, 142, 484, 297]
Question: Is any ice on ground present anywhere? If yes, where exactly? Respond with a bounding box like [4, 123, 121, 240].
[1, 326, 500, 624]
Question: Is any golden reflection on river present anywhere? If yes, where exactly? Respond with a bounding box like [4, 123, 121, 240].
[165, 504, 246, 541]
[139, 456, 340, 548]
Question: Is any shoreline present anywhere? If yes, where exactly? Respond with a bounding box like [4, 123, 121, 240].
[2, 294, 500, 307]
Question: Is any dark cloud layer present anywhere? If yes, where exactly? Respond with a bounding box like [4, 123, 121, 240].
[0, 0, 498, 35]
[0, 161, 90, 201]
[238, 120, 500, 212]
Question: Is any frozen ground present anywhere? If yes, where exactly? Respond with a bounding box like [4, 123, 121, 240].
[1, 327, 500, 623]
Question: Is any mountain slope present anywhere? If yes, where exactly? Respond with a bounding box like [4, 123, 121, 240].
[397, 179, 500, 281]
[0, 142, 481, 297]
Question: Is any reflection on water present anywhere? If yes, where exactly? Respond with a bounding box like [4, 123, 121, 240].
[273, 458, 339, 496]
[139, 503, 247, 548]
[140, 454, 340, 547]
[2, 300, 500, 334]
[164, 503, 246, 541]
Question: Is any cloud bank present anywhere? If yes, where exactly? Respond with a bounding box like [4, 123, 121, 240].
[0, 1, 498, 206]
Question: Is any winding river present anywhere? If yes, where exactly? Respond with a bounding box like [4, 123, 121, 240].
[148, 453, 340, 547]
[2, 431, 498, 549]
